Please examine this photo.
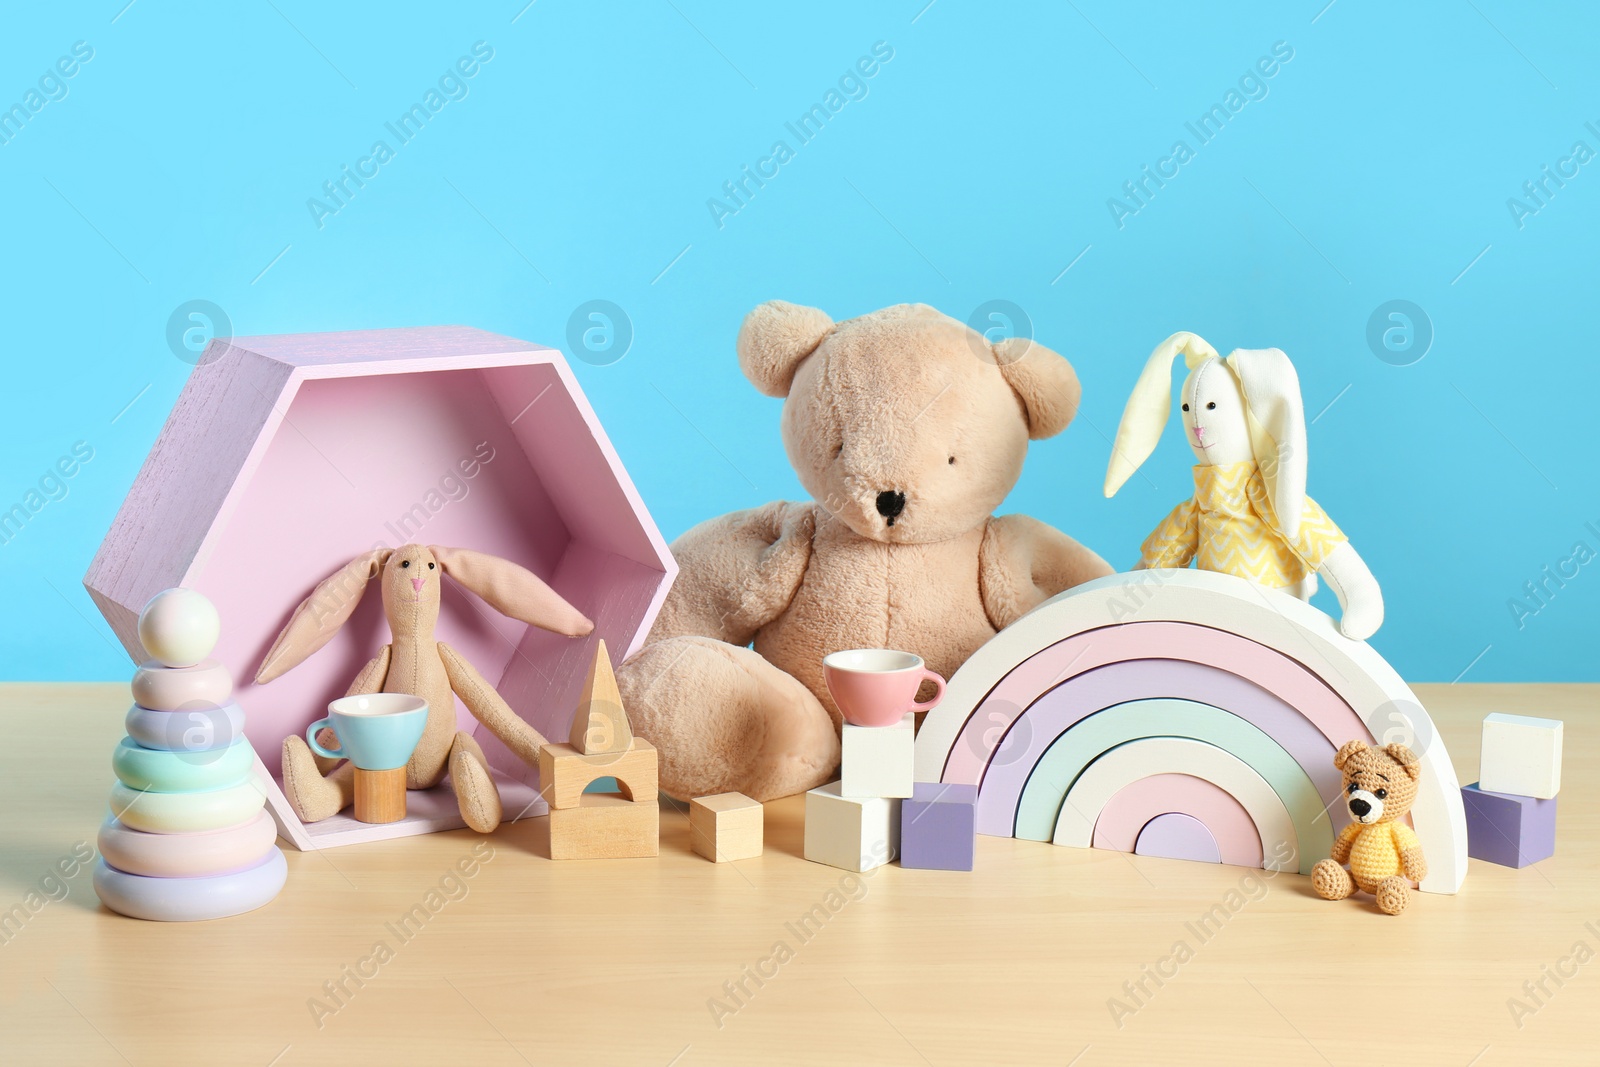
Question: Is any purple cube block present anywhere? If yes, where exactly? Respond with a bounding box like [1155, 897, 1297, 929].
[1462, 782, 1557, 869]
[900, 782, 977, 871]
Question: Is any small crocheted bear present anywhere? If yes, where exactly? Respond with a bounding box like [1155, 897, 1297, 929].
[1312, 740, 1428, 915]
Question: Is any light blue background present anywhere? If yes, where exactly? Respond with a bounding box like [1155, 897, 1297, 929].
[3, 1, 1595, 682]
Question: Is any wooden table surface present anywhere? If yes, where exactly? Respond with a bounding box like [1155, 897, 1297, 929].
[1, 682, 1593, 1066]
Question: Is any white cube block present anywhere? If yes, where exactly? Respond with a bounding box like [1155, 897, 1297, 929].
[1480, 713, 1563, 799]
[804, 782, 900, 872]
[840, 713, 915, 799]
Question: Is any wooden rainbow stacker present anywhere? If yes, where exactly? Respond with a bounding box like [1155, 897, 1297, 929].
[538, 641, 659, 859]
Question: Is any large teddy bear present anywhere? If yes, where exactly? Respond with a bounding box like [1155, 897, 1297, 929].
[617, 301, 1111, 801]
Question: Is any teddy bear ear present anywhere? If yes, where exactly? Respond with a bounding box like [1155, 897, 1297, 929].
[1333, 739, 1369, 770]
[991, 337, 1082, 440]
[737, 300, 835, 398]
[1384, 743, 1423, 780]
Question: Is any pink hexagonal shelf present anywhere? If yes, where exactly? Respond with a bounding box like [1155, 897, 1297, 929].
[85, 327, 676, 850]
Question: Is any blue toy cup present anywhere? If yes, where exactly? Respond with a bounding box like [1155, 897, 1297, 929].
[307, 693, 428, 771]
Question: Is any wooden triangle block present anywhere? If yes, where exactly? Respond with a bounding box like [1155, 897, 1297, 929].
[569, 639, 633, 754]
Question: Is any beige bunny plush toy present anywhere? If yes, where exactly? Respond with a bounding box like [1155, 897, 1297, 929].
[255, 544, 594, 831]
[1104, 331, 1383, 640]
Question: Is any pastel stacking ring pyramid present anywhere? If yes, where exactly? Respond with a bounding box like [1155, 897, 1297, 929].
[93, 589, 286, 921]
[913, 569, 1469, 894]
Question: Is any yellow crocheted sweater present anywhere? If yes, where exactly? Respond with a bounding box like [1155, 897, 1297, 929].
[1336, 819, 1422, 888]
[1137, 460, 1346, 587]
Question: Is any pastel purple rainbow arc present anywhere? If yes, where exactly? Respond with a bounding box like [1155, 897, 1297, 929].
[1095, 774, 1259, 868]
[1132, 813, 1222, 865]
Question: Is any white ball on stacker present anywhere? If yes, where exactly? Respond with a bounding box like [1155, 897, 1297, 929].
[137, 588, 221, 669]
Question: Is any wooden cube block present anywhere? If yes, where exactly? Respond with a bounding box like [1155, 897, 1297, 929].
[804, 781, 899, 872]
[1462, 782, 1557, 868]
[1480, 713, 1563, 799]
[840, 713, 914, 799]
[900, 782, 977, 871]
[538, 739, 657, 810]
[548, 794, 659, 859]
[690, 792, 763, 862]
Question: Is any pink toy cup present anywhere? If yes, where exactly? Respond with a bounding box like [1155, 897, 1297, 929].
[823, 649, 946, 728]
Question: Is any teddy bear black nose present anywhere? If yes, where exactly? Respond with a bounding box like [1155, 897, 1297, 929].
[1349, 797, 1371, 818]
[876, 490, 907, 523]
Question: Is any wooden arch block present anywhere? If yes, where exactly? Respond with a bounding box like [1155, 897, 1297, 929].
[538, 739, 657, 810]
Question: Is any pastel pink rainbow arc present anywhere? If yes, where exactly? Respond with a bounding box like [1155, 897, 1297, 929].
[1093, 774, 1260, 868]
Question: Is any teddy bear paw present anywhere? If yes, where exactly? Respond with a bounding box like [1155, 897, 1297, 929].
[1374, 876, 1411, 915]
[1311, 858, 1354, 900]
[618, 635, 838, 801]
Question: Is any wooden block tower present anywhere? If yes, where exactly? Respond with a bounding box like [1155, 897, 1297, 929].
[539, 641, 659, 859]
[1463, 711, 1564, 868]
[804, 712, 917, 872]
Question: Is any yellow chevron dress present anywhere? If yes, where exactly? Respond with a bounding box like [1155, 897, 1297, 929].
[1137, 460, 1346, 587]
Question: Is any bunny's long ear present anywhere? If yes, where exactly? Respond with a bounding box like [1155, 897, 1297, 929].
[430, 546, 594, 637]
[1226, 347, 1307, 541]
[1104, 331, 1220, 497]
[255, 548, 389, 683]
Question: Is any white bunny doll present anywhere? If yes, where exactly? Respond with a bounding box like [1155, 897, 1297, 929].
[1104, 331, 1384, 640]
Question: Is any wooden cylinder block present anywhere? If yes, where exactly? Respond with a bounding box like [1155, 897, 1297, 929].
[353, 766, 408, 824]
